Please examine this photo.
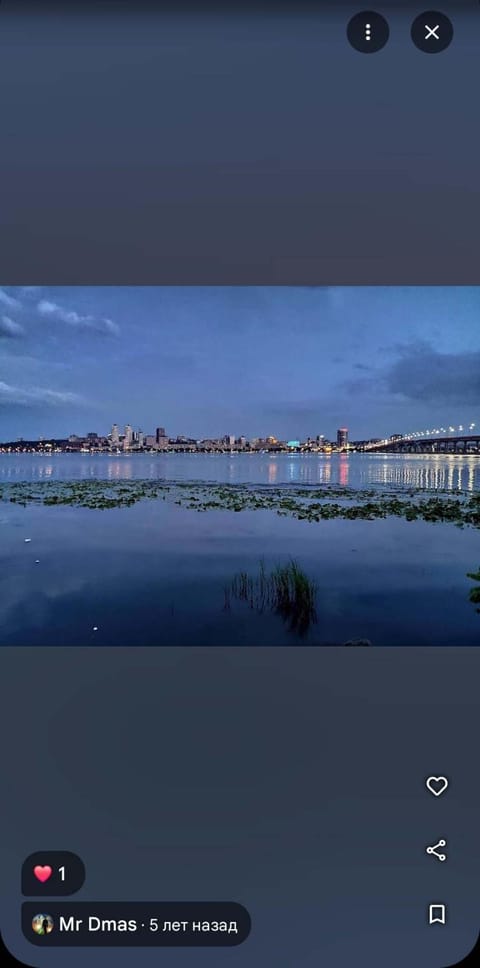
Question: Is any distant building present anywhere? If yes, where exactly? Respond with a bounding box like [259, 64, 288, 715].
[124, 424, 133, 450]
[144, 435, 155, 448]
[337, 428, 349, 449]
[111, 424, 120, 445]
[155, 427, 168, 448]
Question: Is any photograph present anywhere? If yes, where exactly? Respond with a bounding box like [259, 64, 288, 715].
[31, 914, 54, 937]
[0, 285, 479, 646]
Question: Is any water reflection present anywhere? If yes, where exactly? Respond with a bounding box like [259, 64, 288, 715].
[107, 460, 135, 480]
[319, 460, 332, 484]
[0, 452, 478, 492]
[339, 456, 349, 487]
[356, 454, 479, 492]
[268, 462, 278, 484]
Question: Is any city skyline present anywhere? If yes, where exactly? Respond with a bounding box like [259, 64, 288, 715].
[0, 286, 479, 441]
[3, 419, 479, 457]
[0, 422, 356, 453]
[3, 419, 478, 451]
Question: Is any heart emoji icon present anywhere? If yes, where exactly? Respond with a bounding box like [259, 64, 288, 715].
[33, 865, 53, 884]
[426, 776, 449, 797]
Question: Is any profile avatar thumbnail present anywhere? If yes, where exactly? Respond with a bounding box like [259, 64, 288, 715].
[32, 913, 54, 936]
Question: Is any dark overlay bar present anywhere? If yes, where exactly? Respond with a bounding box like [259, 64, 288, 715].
[22, 902, 251, 946]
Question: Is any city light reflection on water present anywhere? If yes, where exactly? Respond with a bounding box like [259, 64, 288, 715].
[357, 454, 478, 492]
[268, 462, 277, 483]
[0, 452, 478, 492]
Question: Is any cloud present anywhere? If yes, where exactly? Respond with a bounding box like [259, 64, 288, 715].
[0, 381, 84, 408]
[0, 288, 21, 310]
[386, 344, 480, 406]
[0, 316, 24, 339]
[343, 342, 480, 409]
[37, 299, 120, 337]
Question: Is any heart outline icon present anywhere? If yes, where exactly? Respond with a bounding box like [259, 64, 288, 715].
[426, 776, 449, 797]
[33, 865, 53, 884]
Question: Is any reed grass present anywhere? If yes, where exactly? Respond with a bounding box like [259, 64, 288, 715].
[228, 559, 317, 635]
[467, 567, 480, 611]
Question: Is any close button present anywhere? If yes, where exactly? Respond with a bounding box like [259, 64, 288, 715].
[411, 11, 454, 52]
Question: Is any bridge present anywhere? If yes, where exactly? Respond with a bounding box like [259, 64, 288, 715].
[363, 434, 480, 454]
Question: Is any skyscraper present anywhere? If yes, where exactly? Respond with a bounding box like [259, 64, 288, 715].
[337, 428, 348, 449]
[124, 424, 133, 450]
[156, 427, 168, 448]
[111, 424, 120, 446]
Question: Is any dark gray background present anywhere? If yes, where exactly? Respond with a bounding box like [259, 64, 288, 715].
[2, 648, 480, 966]
[0, 1, 478, 283]
[1, 2, 480, 966]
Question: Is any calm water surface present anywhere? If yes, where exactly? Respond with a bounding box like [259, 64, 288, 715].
[1, 451, 479, 490]
[1, 453, 479, 646]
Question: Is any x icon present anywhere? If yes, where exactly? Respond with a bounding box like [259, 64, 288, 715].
[411, 12, 453, 51]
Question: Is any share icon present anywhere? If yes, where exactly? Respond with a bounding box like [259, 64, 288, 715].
[426, 839, 447, 862]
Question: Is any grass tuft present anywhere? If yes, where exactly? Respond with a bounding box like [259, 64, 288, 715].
[466, 567, 480, 613]
[228, 559, 317, 636]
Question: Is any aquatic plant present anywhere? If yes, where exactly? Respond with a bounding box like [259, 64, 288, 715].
[228, 559, 317, 636]
[1, 478, 480, 530]
[466, 567, 480, 612]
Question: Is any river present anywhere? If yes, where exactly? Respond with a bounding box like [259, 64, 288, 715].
[1, 452, 479, 646]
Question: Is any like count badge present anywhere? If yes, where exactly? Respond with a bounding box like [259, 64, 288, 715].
[22, 852, 86, 896]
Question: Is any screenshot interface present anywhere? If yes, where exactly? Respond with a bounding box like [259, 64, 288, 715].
[0, 3, 479, 967]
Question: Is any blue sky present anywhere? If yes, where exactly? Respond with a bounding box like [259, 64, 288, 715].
[0, 286, 478, 441]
